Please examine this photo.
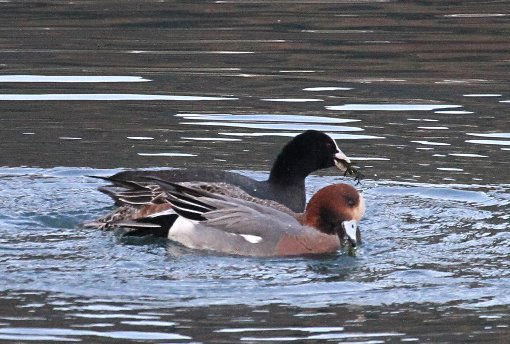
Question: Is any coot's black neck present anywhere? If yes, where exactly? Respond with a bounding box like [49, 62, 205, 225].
[268, 153, 310, 186]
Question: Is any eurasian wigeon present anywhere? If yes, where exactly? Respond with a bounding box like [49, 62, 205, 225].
[94, 130, 363, 213]
[104, 180, 366, 257]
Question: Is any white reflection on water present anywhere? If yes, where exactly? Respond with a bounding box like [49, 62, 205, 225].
[261, 98, 323, 102]
[327, 104, 461, 111]
[181, 137, 241, 142]
[0, 94, 238, 101]
[466, 133, 510, 146]
[444, 13, 507, 18]
[417, 126, 449, 130]
[128, 50, 254, 55]
[0, 75, 151, 83]
[437, 167, 464, 172]
[178, 113, 369, 133]
[137, 152, 197, 157]
[449, 153, 488, 158]
[467, 133, 510, 139]
[127, 137, 155, 140]
[303, 28, 374, 33]
[59, 137, 82, 140]
[349, 157, 390, 161]
[466, 140, 510, 146]
[411, 140, 451, 146]
[176, 113, 360, 123]
[303, 87, 353, 91]
[434, 110, 474, 114]
[407, 118, 439, 122]
[182, 121, 363, 132]
[435, 79, 489, 84]
[279, 70, 316, 73]
[463, 94, 502, 97]
[354, 78, 407, 83]
[121, 320, 177, 326]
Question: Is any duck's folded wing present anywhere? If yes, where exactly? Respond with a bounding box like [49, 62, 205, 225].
[190, 197, 300, 237]
[149, 178, 301, 237]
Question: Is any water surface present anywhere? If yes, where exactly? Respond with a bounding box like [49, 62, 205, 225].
[0, 1, 509, 342]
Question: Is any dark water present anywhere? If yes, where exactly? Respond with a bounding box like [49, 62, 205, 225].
[1, 1, 509, 342]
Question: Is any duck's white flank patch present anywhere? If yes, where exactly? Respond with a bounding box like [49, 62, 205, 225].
[168, 216, 197, 240]
[240, 234, 263, 244]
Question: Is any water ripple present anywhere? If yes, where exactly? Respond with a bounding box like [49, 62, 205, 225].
[0, 169, 508, 311]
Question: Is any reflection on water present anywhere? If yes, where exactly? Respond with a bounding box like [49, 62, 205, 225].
[59, 136, 83, 141]
[0, 94, 238, 101]
[0, 75, 151, 83]
[1, 0, 510, 342]
[434, 110, 474, 114]
[303, 86, 353, 91]
[326, 104, 462, 111]
[181, 121, 364, 132]
[467, 133, 510, 139]
[416, 126, 448, 129]
[126, 136, 154, 140]
[463, 93, 502, 97]
[411, 140, 450, 146]
[137, 152, 196, 157]
[176, 113, 360, 123]
[467, 139, 510, 146]
[261, 98, 323, 102]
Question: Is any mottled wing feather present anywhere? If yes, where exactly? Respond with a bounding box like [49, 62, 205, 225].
[179, 182, 295, 216]
[194, 197, 300, 237]
[89, 176, 296, 231]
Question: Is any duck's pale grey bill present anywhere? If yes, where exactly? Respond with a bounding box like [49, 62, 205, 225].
[341, 220, 358, 247]
[334, 149, 352, 172]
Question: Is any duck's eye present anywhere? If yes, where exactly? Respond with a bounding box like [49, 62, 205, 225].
[346, 197, 356, 207]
